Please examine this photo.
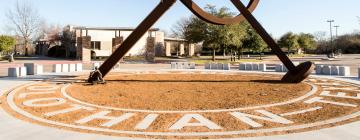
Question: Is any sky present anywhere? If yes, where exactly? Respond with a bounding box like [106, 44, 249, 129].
[0, 0, 359, 38]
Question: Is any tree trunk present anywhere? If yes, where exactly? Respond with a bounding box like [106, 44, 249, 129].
[212, 49, 216, 61]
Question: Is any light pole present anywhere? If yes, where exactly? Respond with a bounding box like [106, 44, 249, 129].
[334, 25, 340, 54]
[327, 20, 335, 55]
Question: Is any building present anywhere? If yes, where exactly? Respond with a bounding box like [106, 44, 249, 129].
[36, 25, 198, 61]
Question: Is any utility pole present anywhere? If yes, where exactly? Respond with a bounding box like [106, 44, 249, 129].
[327, 20, 335, 55]
[334, 25, 340, 38]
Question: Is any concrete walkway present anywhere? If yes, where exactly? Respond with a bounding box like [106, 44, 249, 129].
[1, 72, 360, 140]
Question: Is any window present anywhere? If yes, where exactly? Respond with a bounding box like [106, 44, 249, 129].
[91, 41, 101, 50]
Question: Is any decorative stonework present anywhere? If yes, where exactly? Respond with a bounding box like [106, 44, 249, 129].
[2, 72, 360, 139]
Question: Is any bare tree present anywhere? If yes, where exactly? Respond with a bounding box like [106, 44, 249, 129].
[6, 1, 42, 56]
[170, 17, 190, 38]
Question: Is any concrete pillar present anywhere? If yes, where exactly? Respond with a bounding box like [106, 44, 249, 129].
[165, 42, 171, 57]
[112, 37, 123, 53]
[179, 44, 185, 56]
[188, 44, 195, 56]
[146, 37, 155, 62]
[8, 67, 19, 77]
[77, 36, 92, 62]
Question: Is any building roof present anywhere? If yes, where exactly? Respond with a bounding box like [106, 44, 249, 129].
[72, 26, 160, 31]
[164, 37, 187, 42]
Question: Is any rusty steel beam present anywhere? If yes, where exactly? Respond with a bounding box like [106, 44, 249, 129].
[95, 0, 177, 78]
[180, 0, 259, 25]
[230, 0, 314, 83]
[90, 0, 315, 83]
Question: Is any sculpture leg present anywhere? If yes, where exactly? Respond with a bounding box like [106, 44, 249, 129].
[88, 0, 177, 82]
[230, 0, 315, 83]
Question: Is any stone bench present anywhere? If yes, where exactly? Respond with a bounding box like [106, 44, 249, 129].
[239, 63, 264, 71]
[171, 62, 196, 69]
[205, 63, 230, 70]
[316, 65, 350, 76]
[53, 63, 83, 73]
[8, 67, 27, 77]
[76, 63, 83, 72]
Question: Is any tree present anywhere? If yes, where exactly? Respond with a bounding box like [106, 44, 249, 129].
[242, 25, 267, 59]
[0, 35, 16, 55]
[278, 32, 299, 55]
[6, 1, 42, 56]
[183, 5, 237, 61]
[298, 33, 316, 53]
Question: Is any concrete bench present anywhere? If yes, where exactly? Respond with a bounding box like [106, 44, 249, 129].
[76, 63, 83, 72]
[171, 62, 196, 69]
[69, 64, 76, 72]
[62, 64, 69, 73]
[24, 63, 43, 75]
[330, 66, 339, 75]
[322, 65, 331, 75]
[316, 65, 351, 76]
[315, 65, 323, 75]
[53, 64, 62, 73]
[8, 67, 19, 77]
[339, 66, 350, 76]
[205, 63, 230, 70]
[239, 63, 246, 70]
[240, 63, 266, 71]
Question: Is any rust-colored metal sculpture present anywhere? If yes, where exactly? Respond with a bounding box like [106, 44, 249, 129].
[88, 0, 315, 83]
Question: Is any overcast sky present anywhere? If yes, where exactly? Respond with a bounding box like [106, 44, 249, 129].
[0, 0, 359, 38]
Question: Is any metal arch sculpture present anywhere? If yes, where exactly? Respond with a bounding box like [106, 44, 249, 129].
[88, 0, 315, 83]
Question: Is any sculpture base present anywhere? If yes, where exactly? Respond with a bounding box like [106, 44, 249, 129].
[282, 61, 315, 83]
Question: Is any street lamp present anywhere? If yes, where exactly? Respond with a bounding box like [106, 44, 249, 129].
[327, 20, 335, 55]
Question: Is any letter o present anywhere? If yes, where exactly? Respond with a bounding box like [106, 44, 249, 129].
[23, 98, 66, 107]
